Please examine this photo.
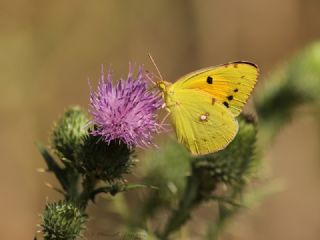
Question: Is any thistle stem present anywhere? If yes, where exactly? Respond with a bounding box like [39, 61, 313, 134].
[159, 175, 201, 239]
[77, 175, 98, 210]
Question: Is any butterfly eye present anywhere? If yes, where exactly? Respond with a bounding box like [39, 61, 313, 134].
[158, 82, 166, 91]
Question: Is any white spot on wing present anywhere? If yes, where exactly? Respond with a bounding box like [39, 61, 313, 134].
[200, 115, 207, 121]
[199, 112, 209, 122]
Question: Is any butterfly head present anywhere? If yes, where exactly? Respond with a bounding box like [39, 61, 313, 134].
[157, 80, 171, 93]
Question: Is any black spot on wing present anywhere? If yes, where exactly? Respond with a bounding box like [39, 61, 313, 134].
[206, 76, 213, 84]
[227, 95, 233, 101]
[223, 101, 229, 108]
[234, 88, 239, 92]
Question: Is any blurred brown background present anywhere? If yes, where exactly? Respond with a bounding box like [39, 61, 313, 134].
[1, 0, 320, 239]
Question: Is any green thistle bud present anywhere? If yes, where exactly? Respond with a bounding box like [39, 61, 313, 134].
[40, 201, 87, 240]
[51, 106, 89, 163]
[288, 42, 320, 101]
[255, 42, 320, 141]
[192, 114, 258, 194]
[76, 134, 135, 182]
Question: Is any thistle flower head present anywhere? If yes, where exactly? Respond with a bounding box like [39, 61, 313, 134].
[76, 134, 135, 182]
[89, 65, 162, 147]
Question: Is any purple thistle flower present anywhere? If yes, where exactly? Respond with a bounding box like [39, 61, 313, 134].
[89, 65, 163, 148]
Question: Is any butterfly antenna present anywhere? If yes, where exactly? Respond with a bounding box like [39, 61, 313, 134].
[144, 70, 159, 94]
[148, 52, 164, 80]
[145, 70, 157, 86]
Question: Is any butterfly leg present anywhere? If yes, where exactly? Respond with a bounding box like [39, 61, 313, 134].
[161, 111, 171, 124]
[160, 101, 179, 124]
[161, 102, 177, 109]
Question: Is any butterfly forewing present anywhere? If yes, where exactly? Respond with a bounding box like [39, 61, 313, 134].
[171, 62, 259, 116]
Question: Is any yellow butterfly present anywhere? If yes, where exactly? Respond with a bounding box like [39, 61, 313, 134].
[151, 57, 259, 156]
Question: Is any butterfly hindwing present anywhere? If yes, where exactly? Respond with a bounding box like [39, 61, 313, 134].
[171, 62, 258, 116]
[167, 88, 238, 155]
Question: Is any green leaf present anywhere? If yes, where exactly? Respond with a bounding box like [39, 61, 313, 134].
[37, 142, 70, 193]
